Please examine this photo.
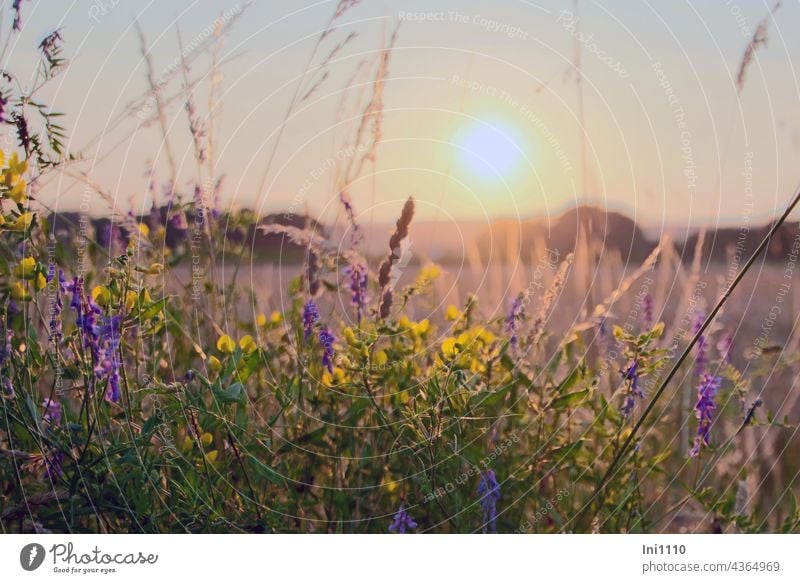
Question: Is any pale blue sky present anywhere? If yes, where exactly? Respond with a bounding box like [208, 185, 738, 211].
[6, 0, 800, 229]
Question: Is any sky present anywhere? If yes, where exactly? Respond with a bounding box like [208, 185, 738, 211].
[7, 0, 800, 230]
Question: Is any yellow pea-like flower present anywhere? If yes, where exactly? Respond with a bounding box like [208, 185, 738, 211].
[445, 305, 461, 321]
[374, 350, 388, 366]
[270, 311, 282, 324]
[200, 432, 214, 446]
[10, 281, 30, 301]
[208, 355, 222, 373]
[35, 272, 46, 291]
[12, 257, 36, 279]
[256, 313, 267, 327]
[8, 179, 26, 204]
[125, 290, 138, 311]
[91, 285, 111, 306]
[216, 334, 235, 354]
[146, 263, 163, 275]
[8, 212, 33, 231]
[137, 223, 150, 237]
[442, 337, 458, 357]
[239, 334, 257, 355]
[6, 152, 27, 175]
[204, 450, 218, 463]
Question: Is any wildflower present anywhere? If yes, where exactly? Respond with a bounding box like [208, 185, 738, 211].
[388, 505, 418, 533]
[505, 293, 525, 350]
[445, 305, 461, 321]
[91, 285, 111, 306]
[208, 355, 222, 373]
[10, 281, 30, 301]
[642, 293, 653, 330]
[239, 335, 257, 355]
[621, 360, 642, 417]
[8, 178, 26, 204]
[216, 334, 236, 354]
[12, 256, 36, 279]
[8, 212, 34, 231]
[42, 398, 61, 426]
[477, 470, 500, 533]
[345, 262, 368, 325]
[2, 377, 13, 398]
[270, 311, 282, 324]
[12, 0, 26, 32]
[256, 313, 267, 327]
[302, 299, 320, 340]
[319, 327, 336, 374]
[689, 374, 722, 457]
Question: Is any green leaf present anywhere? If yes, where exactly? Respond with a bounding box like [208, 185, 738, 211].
[550, 388, 590, 410]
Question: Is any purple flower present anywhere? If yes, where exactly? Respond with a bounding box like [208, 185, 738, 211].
[505, 293, 525, 350]
[345, 262, 368, 325]
[690, 374, 722, 457]
[642, 293, 654, 330]
[42, 398, 61, 426]
[302, 299, 319, 340]
[477, 470, 500, 533]
[12, 0, 26, 32]
[3, 377, 14, 398]
[621, 360, 643, 417]
[319, 327, 336, 374]
[0, 328, 12, 365]
[388, 504, 417, 533]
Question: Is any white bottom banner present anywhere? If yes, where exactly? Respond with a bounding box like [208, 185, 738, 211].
[1, 534, 799, 582]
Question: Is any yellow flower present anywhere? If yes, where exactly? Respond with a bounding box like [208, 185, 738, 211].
[374, 350, 388, 366]
[412, 318, 430, 336]
[442, 337, 459, 357]
[415, 263, 442, 286]
[256, 313, 267, 327]
[35, 272, 46, 291]
[216, 334, 235, 354]
[12, 257, 36, 279]
[239, 334, 257, 355]
[343, 326, 358, 346]
[445, 305, 461, 321]
[322, 367, 347, 386]
[208, 355, 222, 373]
[270, 311, 282, 324]
[200, 432, 214, 446]
[204, 450, 218, 463]
[10, 281, 30, 301]
[8, 178, 26, 204]
[8, 212, 33, 231]
[137, 223, 150, 237]
[398, 315, 412, 330]
[0, 149, 5, 167]
[125, 290, 138, 311]
[146, 263, 163, 275]
[91, 285, 111, 306]
[5, 152, 27, 175]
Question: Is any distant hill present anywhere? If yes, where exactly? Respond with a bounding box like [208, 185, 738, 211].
[42, 204, 800, 265]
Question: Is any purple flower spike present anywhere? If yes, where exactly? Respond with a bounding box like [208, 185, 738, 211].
[690, 374, 722, 457]
[621, 360, 643, 417]
[319, 327, 336, 374]
[388, 504, 417, 533]
[345, 262, 368, 325]
[477, 470, 500, 533]
[302, 299, 320, 340]
[642, 293, 654, 330]
[506, 293, 525, 350]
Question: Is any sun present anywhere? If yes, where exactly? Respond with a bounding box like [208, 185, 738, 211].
[455, 119, 525, 181]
